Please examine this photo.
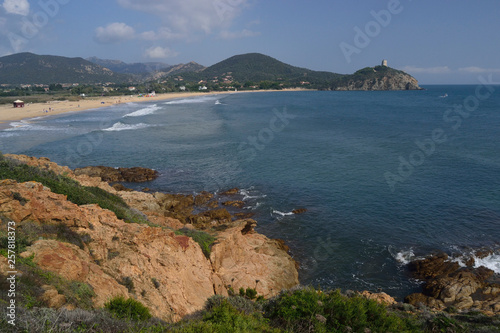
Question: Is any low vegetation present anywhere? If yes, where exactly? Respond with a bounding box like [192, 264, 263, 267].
[1, 285, 499, 332]
[104, 296, 152, 322]
[174, 228, 216, 258]
[0, 153, 150, 225]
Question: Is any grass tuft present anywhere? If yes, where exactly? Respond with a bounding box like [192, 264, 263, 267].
[104, 296, 152, 322]
[0, 154, 151, 225]
[174, 228, 216, 258]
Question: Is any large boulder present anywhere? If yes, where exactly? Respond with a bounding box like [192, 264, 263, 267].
[210, 219, 299, 298]
[405, 253, 499, 314]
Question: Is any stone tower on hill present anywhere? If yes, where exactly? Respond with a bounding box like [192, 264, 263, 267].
[381, 59, 388, 67]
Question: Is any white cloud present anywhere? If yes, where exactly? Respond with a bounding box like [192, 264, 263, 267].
[218, 29, 260, 40]
[2, 0, 30, 16]
[402, 66, 451, 74]
[94, 22, 135, 44]
[117, 0, 248, 37]
[458, 66, 500, 74]
[144, 46, 178, 59]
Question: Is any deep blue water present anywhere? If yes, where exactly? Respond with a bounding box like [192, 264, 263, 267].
[1, 86, 499, 299]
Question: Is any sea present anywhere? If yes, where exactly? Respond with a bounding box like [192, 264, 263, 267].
[1, 86, 499, 299]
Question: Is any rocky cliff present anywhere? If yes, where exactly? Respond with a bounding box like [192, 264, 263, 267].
[0, 154, 299, 322]
[332, 66, 422, 91]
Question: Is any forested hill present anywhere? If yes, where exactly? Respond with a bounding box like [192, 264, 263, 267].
[0, 52, 422, 90]
[180, 53, 342, 86]
[0, 53, 131, 84]
[177, 53, 421, 90]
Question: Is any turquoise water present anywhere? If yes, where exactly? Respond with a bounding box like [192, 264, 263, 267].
[1, 86, 499, 298]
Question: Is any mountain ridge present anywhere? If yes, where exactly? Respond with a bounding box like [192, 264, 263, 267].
[86, 57, 172, 75]
[0, 52, 131, 85]
[0, 52, 421, 90]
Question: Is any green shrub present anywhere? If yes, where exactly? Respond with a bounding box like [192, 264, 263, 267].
[426, 313, 467, 333]
[245, 288, 258, 300]
[196, 299, 276, 333]
[175, 228, 216, 258]
[104, 296, 152, 322]
[205, 295, 262, 315]
[0, 155, 151, 225]
[265, 287, 419, 332]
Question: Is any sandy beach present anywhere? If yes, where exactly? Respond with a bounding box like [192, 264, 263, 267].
[0, 89, 314, 130]
[0, 91, 238, 129]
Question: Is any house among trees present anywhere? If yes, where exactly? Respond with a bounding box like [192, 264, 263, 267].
[13, 100, 25, 108]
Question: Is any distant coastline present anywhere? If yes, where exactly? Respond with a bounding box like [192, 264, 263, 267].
[0, 88, 312, 130]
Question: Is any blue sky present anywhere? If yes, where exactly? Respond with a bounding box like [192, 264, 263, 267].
[1, 0, 499, 84]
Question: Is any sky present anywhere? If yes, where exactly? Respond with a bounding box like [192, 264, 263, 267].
[1, 0, 499, 84]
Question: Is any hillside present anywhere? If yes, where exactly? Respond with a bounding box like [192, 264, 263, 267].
[0, 53, 131, 85]
[169, 53, 421, 90]
[0, 52, 422, 90]
[181, 53, 341, 85]
[331, 65, 422, 91]
[145, 61, 206, 81]
[86, 57, 171, 75]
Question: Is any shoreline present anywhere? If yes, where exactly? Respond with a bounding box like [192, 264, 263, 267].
[0, 88, 313, 130]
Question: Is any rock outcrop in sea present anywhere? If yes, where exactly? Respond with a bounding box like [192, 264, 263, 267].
[405, 253, 500, 315]
[0, 154, 299, 322]
[331, 66, 422, 91]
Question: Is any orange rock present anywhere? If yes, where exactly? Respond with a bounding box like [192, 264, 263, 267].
[210, 219, 299, 298]
[1, 154, 300, 322]
[360, 291, 397, 305]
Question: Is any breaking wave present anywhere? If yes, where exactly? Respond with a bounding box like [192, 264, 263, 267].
[102, 122, 151, 132]
[124, 104, 161, 117]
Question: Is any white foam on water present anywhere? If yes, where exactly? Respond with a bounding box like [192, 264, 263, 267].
[272, 209, 295, 217]
[124, 104, 161, 117]
[164, 96, 218, 105]
[388, 246, 417, 265]
[5, 120, 32, 130]
[4, 120, 71, 133]
[0, 131, 19, 138]
[243, 202, 262, 210]
[394, 249, 416, 265]
[240, 188, 267, 200]
[473, 254, 500, 273]
[451, 251, 500, 274]
[102, 122, 150, 132]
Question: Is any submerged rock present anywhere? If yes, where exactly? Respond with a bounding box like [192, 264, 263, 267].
[222, 200, 245, 208]
[220, 188, 239, 196]
[292, 208, 307, 214]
